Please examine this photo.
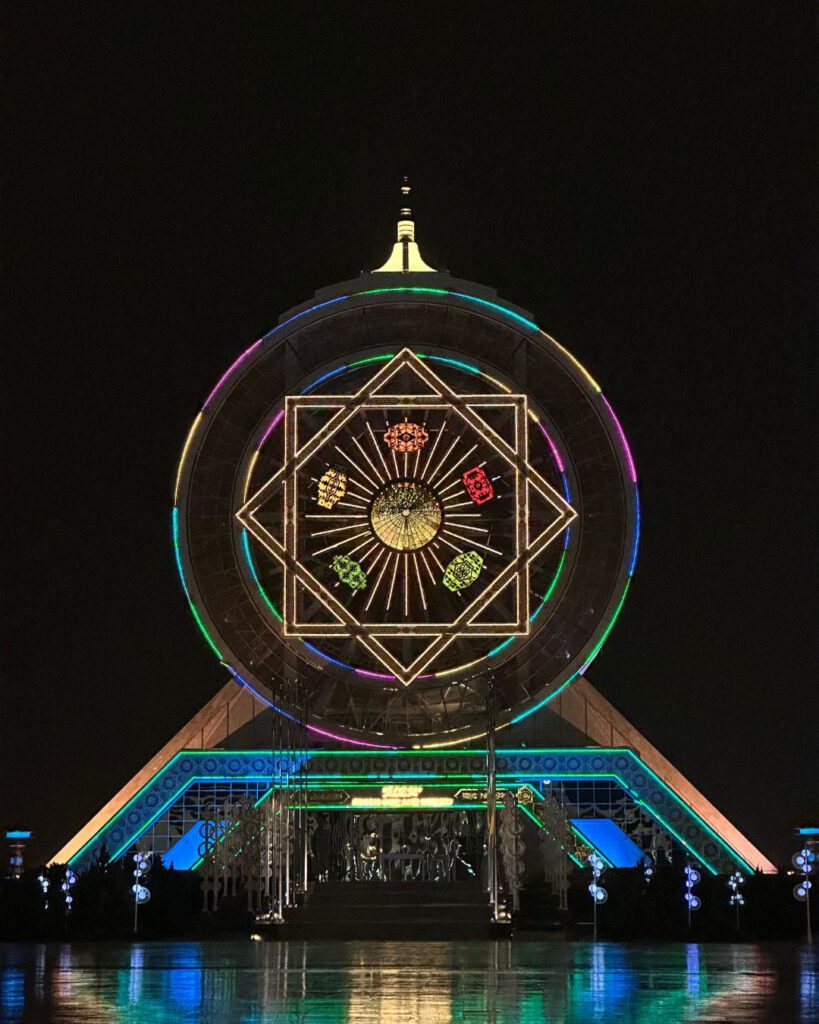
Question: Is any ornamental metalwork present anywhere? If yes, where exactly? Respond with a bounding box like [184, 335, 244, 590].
[384, 420, 429, 453]
[442, 550, 484, 592]
[331, 554, 367, 590]
[317, 468, 347, 509]
[463, 466, 494, 505]
[369, 481, 442, 551]
[236, 348, 575, 687]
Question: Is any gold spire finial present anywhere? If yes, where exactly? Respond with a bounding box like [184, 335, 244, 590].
[373, 178, 436, 274]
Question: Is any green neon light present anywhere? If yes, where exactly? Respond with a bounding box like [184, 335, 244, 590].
[242, 529, 282, 622]
[358, 288, 538, 334]
[188, 601, 224, 659]
[628, 760, 755, 874]
[349, 354, 395, 367]
[509, 673, 580, 724]
[361, 287, 450, 298]
[311, 770, 483, 778]
[570, 824, 614, 870]
[74, 747, 751, 876]
[580, 579, 631, 672]
[417, 353, 481, 375]
[69, 752, 187, 863]
[638, 803, 719, 876]
[172, 508, 224, 659]
[174, 746, 634, 757]
[111, 775, 272, 862]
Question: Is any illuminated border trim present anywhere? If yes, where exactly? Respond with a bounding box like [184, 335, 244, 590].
[173, 287, 639, 746]
[66, 747, 755, 877]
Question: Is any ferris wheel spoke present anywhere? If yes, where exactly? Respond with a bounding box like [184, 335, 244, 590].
[351, 435, 387, 485]
[385, 553, 401, 611]
[366, 421, 393, 480]
[433, 443, 478, 488]
[419, 420, 447, 480]
[312, 529, 371, 557]
[412, 552, 428, 610]
[442, 528, 503, 556]
[364, 553, 393, 611]
[426, 435, 461, 485]
[332, 445, 378, 492]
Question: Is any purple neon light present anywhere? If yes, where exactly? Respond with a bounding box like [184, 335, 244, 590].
[599, 394, 637, 484]
[225, 663, 396, 749]
[305, 722, 395, 749]
[258, 409, 284, 450]
[201, 296, 347, 411]
[203, 338, 264, 409]
[355, 668, 432, 681]
[537, 422, 565, 473]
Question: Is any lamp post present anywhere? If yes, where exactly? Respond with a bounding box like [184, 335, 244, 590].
[485, 678, 500, 922]
[684, 863, 701, 928]
[37, 873, 49, 910]
[792, 846, 815, 945]
[727, 870, 745, 932]
[132, 851, 152, 935]
[61, 868, 77, 913]
[587, 852, 607, 941]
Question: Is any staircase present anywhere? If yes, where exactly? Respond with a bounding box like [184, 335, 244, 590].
[278, 879, 490, 940]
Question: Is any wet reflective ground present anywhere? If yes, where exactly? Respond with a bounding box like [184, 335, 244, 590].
[0, 941, 816, 1023]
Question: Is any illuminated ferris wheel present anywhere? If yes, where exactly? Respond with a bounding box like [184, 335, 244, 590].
[173, 209, 638, 749]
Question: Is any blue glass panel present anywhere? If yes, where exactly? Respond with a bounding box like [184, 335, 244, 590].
[570, 817, 644, 868]
[163, 821, 211, 870]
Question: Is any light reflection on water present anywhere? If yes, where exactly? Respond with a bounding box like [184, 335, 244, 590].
[0, 940, 816, 1024]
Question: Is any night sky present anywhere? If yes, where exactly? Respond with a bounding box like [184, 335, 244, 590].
[3, 5, 815, 866]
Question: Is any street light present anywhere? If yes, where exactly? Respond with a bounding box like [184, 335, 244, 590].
[684, 863, 702, 928]
[588, 852, 607, 941]
[132, 851, 152, 935]
[792, 846, 815, 945]
[727, 870, 745, 932]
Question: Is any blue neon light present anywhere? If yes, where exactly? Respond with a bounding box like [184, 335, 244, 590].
[628, 485, 640, 577]
[304, 642, 354, 671]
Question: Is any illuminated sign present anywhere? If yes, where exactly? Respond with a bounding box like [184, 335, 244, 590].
[349, 785, 455, 809]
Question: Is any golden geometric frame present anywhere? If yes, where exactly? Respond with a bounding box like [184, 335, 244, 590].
[236, 349, 577, 685]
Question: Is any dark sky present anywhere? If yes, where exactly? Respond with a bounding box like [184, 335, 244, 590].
[3, 5, 816, 867]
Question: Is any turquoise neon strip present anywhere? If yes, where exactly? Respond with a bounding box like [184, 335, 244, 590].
[570, 823, 614, 870]
[625, 762, 755, 875]
[241, 529, 282, 623]
[72, 748, 748, 874]
[172, 507, 223, 659]
[579, 580, 631, 674]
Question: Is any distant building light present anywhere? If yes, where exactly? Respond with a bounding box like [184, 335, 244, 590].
[5, 831, 32, 839]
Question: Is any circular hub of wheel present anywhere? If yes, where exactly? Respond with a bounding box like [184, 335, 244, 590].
[370, 480, 442, 552]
